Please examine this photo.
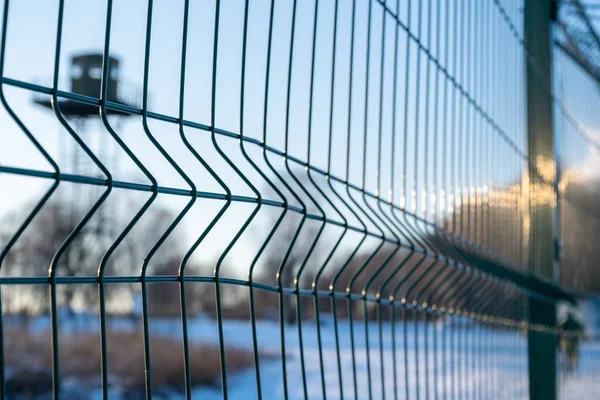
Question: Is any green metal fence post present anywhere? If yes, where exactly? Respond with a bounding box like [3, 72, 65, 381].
[524, 1, 558, 399]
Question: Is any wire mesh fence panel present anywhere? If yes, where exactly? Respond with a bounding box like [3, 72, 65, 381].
[0, 0, 599, 399]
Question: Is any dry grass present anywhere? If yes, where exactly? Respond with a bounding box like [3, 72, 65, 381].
[4, 326, 262, 394]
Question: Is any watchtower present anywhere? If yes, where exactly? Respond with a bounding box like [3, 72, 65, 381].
[33, 52, 138, 238]
[71, 54, 119, 104]
[35, 52, 134, 116]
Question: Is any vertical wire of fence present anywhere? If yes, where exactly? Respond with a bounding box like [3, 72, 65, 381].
[0, 0, 598, 399]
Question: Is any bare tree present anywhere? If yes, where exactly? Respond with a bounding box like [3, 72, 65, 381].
[0, 199, 184, 316]
[252, 170, 326, 324]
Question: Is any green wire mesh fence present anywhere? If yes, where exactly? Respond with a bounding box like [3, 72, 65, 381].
[0, 0, 599, 399]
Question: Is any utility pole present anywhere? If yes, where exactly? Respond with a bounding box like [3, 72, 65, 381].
[524, 1, 558, 399]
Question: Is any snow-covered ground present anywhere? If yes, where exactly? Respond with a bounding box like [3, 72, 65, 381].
[558, 339, 600, 400]
[11, 313, 600, 399]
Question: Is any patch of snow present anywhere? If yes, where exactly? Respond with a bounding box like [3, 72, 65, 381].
[5, 313, 600, 399]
